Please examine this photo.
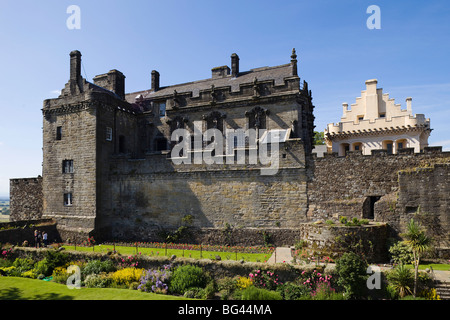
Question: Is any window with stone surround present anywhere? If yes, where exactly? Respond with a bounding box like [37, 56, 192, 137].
[56, 126, 62, 140]
[64, 193, 73, 206]
[62, 160, 74, 173]
[106, 127, 113, 141]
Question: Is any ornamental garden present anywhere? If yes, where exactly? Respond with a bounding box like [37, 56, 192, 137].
[0, 218, 447, 300]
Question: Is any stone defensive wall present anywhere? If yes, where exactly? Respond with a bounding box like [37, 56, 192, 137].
[9, 177, 43, 222]
[97, 139, 310, 241]
[308, 147, 450, 253]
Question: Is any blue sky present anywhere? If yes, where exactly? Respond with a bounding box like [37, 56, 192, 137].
[0, 0, 449, 197]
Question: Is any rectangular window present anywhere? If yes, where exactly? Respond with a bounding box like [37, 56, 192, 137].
[386, 143, 393, 155]
[56, 126, 62, 140]
[106, 127, 113, 141]
[357, 116, 364, 122]
[159, 103, 166, 117]
[119, 135, 126, 153]
[62, 160, 74, 173]
[379, 113, 386, 118]
[64, 193, 73, 206]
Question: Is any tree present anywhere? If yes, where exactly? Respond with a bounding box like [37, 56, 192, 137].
[335, 252, 368, 299]
[402, 219, 432, 297]
[313, 131, 325, 145]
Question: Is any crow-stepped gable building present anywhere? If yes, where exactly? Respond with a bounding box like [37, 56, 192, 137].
[325, 79, 431, 156]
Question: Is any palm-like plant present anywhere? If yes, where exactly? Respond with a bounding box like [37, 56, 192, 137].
[402, 218, 432, 297]
[386, 264, 414, 298]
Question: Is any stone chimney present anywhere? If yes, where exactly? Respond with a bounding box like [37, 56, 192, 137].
[406, 97, 412, 113]
[290, 48, 298, 76]
[151, 70, 160, 92]
[231, 53, 239, 77]
[211, 65, 230, 78]
[70, 50, 82, 82]
[93, 69, 126, 100]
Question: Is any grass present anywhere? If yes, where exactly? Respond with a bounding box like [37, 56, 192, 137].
[63, 244, 271, 262]
[404, 263, 450, 271]
[0, 276, 190, 300]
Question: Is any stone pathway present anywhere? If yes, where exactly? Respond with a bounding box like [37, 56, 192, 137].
[267, 247, 293, 264]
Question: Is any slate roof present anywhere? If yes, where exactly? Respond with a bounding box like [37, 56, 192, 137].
[124, 63, 296, 104]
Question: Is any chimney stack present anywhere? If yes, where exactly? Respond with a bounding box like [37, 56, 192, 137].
[151, 70, 160, 92]
[231, 53, 239, 77]
[70, 50, 82, 82]
[406, 97, 412, 113]
[290, 48, 298, 76]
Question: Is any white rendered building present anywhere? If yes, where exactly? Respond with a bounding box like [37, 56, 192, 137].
[325, 79, 431, 156]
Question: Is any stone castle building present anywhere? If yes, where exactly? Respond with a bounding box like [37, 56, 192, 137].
[325, 79, 431, 156]
[35, 49, 315, 242]
[9, 50, 450, 258]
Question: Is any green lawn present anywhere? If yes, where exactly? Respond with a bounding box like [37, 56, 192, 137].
[63, 244, 271, 262]
[0, 276, 189, 300]
[405, 263, 450, 271]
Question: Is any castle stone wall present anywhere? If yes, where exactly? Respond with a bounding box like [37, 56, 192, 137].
[10, 177, 43, 222]
[396, 163, 450, 249]
[307, 149, 450, 243]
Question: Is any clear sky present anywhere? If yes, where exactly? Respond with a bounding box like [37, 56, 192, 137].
[0, 0, 449, 197]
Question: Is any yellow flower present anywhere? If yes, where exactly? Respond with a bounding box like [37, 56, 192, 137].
[236, 276, 253, 290]
[110, 267, 144, 285]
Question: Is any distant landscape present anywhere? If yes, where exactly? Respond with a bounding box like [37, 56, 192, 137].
[0, 197, 10, 222]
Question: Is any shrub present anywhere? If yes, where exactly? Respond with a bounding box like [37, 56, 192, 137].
[335, 252, 368, 299]
[51, 266, 69, 284]
[170, 265, 207, 295]
[82, 259, 116, 277]
[386, 264, 414, 298]
[388, 241, 414, 265]
[241, 286, 282, 300]
[12, 258, 35, 272]
[34, 250, 69, 276]
[85, 273, 112, 288]
[217, 276, 238, 300]
[339, 216, 348, 225]
[110, 267, 145, 287]
[249, 269, 281, 290]
[276, 282, 310, 300]
[236, 276, 253, 290]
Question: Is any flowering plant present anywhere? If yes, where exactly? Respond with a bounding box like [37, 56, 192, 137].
[118, 254, 141, 268]
[1, 248, 12, 260]
[249, 269, 281, 290]
[110, 267, 144, 286]
[299, 269, 335, 294]
[138, 264, 172, 294]
[236, 276, 253, 290]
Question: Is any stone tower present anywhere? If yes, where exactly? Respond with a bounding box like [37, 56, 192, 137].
[41, 51, 134, 241]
